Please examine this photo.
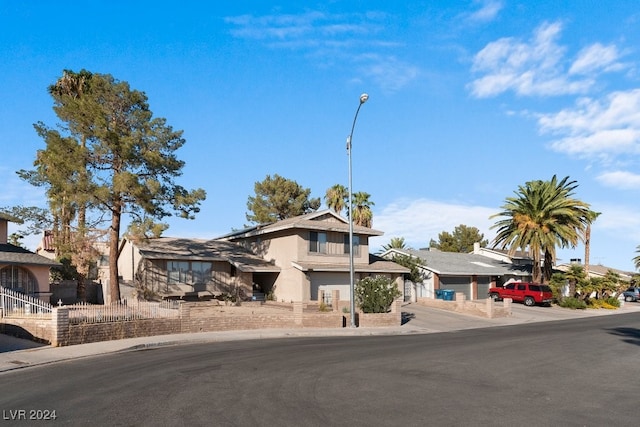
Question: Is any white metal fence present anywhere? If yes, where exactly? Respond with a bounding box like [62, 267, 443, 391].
[0, 286, 53, 318]
[66, 299, 181, 324]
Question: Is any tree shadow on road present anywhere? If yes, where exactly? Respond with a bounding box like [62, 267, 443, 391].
[606, 327, 640, 346]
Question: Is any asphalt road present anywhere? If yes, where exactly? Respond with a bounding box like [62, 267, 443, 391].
[1, 313, 639, 426]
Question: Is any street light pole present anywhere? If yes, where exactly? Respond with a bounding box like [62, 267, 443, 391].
[347, 93, 369, 328]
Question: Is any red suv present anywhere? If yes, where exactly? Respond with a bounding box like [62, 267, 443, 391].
[489, 282, 553, 306]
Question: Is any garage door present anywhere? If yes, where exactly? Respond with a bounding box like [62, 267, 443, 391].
[439, 277, 471, 300]
[477, 277, 491, 300]
[310, 272, 349, 302]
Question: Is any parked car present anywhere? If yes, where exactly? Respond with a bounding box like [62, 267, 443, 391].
[623, 287, 640, 302]
[489, 282, 553, 306]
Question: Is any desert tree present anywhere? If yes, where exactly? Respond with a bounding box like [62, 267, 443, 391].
[246, 174, 320, 224]
[21, 71, 206, 303]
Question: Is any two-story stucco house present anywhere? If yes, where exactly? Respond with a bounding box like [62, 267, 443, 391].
[0, 213, 60, 302]
[216, 210, 409, 303]
[117, 210, 408, 303]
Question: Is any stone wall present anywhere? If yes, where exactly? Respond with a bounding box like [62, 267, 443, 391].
[63, 319, 182, 347]
[358, 299, 402, 327]
[179, 301, 343, 332]
[416, 293, 512, 318]
[1, 300, 386, 347]
[0, 315, 54, 343]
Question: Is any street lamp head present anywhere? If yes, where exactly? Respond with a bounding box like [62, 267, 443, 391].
[359, 93, 369, 104]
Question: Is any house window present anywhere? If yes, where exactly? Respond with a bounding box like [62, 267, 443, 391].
[343, 235, 360, 257]
[167, 261, 190, 284]
[0, 266, 37, 295]
[191, 261, 212, 284]
[309, 231, 327, 253]
[167, 261, 213, 285]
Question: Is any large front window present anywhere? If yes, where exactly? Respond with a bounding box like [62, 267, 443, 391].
[0, 266, 37, 295]
[309, 232, 327, 253]
[167, 261, 212, 284]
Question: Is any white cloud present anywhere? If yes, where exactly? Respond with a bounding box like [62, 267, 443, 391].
[467, 0, 503, 23]
[593, 203, 640, 241]
[358, 54, 420, 92]
[469, 21, 625, 98]
[370, 198, 497, 250]
[538, 89, 640, 159]
[597, 170, 640, 189]
[225, 10, 419, 92]
[569, 43, 623, 75]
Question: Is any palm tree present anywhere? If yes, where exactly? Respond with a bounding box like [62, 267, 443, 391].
[564, 263, 586, 299]
[379, 237, 408, 254]
[324, 184, 348, 215]
[583, 210, 601, 277]
[352, 192, 375, 228]
[491, 176, 591, 283]
[633, 246, 640, 271]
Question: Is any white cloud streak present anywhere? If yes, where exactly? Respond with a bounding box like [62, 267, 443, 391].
[467, 0, 504, 23]
[225, 10, 419, 92]
[538, 89, 640, 160]
[469, 21, 624, 98]
[597, 170, 640, 189]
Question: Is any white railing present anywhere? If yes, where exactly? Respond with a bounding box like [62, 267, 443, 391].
[0, 286, 53, 318]
[65, 299, 181, 324]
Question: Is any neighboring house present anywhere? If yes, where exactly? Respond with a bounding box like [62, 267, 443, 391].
[381, 247, 532, 301]
[36, 230, 110, 283]
[216, 210, 409, 303]
[470, 242, 535, 269]
[0, 214, 60, 301]
[117, 237, 280, 300]
[555, 260, 634, 283]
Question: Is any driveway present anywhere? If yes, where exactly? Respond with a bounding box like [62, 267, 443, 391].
[400, 299, 640, 333]
[0, 333, 46, 353]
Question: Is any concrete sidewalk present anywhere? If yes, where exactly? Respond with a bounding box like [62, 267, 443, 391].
[2, 301, 640, 373]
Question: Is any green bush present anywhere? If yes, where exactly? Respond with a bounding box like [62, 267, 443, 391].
[558, 297, 587, 310]
[355, 275, 402, 313]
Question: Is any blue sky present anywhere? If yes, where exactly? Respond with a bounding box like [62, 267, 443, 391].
[1, 1, 640, 272]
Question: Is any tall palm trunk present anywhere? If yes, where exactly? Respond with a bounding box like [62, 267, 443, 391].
[584, 223, 591, 277]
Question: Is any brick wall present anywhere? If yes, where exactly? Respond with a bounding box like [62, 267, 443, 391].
[65, 318, 182, 346]
[0, 316, 53, 343]
[2, 301, 390, 346]
[416, 295, 512, 318]
[357, 300, 402, 327]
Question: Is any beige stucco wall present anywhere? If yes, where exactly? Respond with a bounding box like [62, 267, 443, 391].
[250, 229, 372, 303]
[117, 239, 142, 282]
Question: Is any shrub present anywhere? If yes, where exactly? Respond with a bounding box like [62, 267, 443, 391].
[558, 297, 587, 310]
[355, 275, 402, 313]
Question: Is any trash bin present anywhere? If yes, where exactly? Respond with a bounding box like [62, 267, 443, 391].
[435, 289, 444, 299]
[442, 290, 455, 301]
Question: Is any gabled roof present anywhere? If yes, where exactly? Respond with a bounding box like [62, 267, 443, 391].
[217, 209, 383, 241]
[382, 248, 530, 277]
[131, 237, 280, 273]
[0, 243, 61, 267]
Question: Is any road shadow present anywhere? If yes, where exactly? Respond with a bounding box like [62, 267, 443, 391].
[606, 327, 640, 346]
